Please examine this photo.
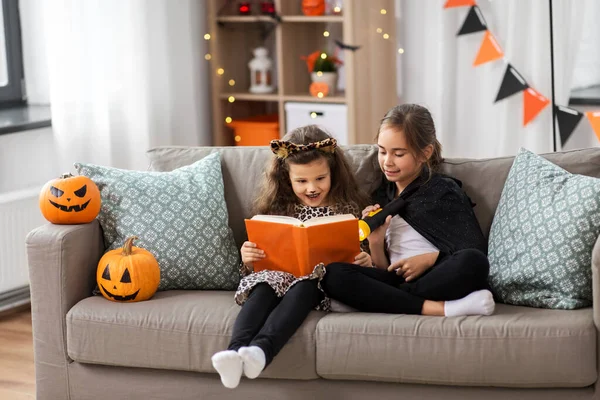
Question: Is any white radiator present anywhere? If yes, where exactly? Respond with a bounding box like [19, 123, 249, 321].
[0, 187, 45, 309]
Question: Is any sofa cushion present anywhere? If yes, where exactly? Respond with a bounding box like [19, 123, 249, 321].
[75, 153, 240, 291]
[66, 291, 323, 380]
[146, 145, 382, 247]
[439, 147, 600, 238]
[488, 148, 600, 309]
[315, 304, 596, 388]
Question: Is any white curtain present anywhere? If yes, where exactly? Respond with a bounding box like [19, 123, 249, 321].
[396, 0, 586, 158]
[42, 0, 212, 172]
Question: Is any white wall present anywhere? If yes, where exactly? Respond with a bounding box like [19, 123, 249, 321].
[0, 127, 59, 193]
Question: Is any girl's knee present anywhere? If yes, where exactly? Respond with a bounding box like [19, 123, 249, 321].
[458, 249, 490, 282]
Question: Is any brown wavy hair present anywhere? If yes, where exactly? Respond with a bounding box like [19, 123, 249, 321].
[253, 125, 369, 216]
[376, 104, 443, 177]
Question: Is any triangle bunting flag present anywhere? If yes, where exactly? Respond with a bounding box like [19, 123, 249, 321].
[556, 106, 583, 146]
[495, 64, 528, 102]
[523, 88, 549, 126]
[458, 6, 487, 36]
[586, 111, 600, 142]
[474, 31, 503, 66]
[444, 0, 476, 8]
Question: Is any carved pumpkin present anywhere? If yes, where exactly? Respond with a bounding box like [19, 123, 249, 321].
[97, 236, 160, 302]
[302, 0, 325, 16]
[39, 173, 101, 224]
[310, 82, 329, 98]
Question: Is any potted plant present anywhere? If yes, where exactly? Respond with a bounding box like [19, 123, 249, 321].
[301, 51, 343, 95]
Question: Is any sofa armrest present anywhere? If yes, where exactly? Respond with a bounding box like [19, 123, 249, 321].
[26, 220, 104, 400]
[592, 234, 600, 392]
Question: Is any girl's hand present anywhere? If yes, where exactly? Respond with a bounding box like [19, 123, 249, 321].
[361, 204, 381, 219]
[240, 241, 265, 268]
[353, 251, 372, 267]
[387, 252, 439, 282]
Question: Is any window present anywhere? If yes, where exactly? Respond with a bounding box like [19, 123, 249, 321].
[0, 0, 24, 105]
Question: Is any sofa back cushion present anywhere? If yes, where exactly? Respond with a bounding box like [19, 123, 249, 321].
[147, 145, 382, 247]
[147, 146, 600, 243]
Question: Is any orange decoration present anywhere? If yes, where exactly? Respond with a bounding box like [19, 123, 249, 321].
[586, 111, 600, 142]
[444, 0, 476, 8]
[310, 82, 329, 98]
[39, 173, 101, 224]
[523, 88, 550, 126]
[302, 0, 325, 16]
[474, 31, 504, 66]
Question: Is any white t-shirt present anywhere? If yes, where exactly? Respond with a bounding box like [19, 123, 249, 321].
[385, 215, 439, 265]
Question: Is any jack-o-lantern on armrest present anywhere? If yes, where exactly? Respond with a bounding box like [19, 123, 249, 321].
[39, 173, 101, 224]
[97, 236, 160, 302]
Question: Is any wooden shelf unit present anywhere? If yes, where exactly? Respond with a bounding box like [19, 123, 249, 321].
[207, 0, 398, 146]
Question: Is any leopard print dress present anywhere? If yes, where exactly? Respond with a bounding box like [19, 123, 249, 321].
[235, 203, 359, 311]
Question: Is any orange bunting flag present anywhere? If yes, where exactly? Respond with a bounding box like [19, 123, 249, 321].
[444, 0, 476, 8]
[586, 111, 600, 142]
[523, 88, 550, 126]
[474, 31, 504, 66]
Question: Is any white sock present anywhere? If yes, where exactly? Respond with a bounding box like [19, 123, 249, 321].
[444, 289, 495, 317]
[211, 350, 243, 389]
[238, 346, 266, 379]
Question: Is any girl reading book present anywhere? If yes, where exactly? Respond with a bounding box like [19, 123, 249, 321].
[322, 104, 495, 317]
[211, 125, 370, 389]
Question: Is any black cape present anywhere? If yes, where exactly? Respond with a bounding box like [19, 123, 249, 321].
[372, 169, 488, 260]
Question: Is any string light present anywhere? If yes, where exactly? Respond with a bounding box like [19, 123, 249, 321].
[228, 96, 235, 103]
[229, 79, 236, 86]
[398, 48, 405, 54]
[310, 112, 317, 118]
[333, 6, 341, 13]
[316, 71, 323, 77]
[235, 135, 241, 142]
[323, 31, 330, 37]
[225, 117, 232, 123]
[376, 28, 382, 34]
[217, 68, 225, 75]
[320, 53, 327, 59]
[380, 9, 387, 14]
[317, 92, 324, 98]
[204, 33, 211, 40]
[383, 33, 389, 39]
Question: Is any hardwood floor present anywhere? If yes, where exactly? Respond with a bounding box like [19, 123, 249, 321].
[0, 307, 35, 399]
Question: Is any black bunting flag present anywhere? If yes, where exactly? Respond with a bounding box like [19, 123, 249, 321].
[457, 6, 487, 36]
[555, 105, 584, 146]
[495, 64, 529, 102]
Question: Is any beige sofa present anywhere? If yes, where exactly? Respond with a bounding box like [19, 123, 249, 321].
[26, 145, 600, 400]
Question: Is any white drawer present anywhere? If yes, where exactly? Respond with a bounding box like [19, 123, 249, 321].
[284, 102, 348, 145]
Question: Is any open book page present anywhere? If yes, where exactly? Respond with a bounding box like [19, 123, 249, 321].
[301, 213, 357, 227]
[250, 215, 303, 226]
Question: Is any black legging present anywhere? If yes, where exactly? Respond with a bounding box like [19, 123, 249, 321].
[228, 280, 323, 367]
[321, 249, 489, 314]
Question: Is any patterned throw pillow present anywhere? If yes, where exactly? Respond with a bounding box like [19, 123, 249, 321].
[75, 153, 240, 291]
[488, 148, 600, 309]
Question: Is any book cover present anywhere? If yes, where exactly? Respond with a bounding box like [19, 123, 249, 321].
[244, 214, 361, 277]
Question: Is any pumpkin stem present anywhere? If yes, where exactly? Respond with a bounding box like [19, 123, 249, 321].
[122, 236, 139, 256]
[60, 173, 74, 179]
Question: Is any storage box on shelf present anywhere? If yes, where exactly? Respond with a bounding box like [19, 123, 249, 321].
[207, 0, 397, 146]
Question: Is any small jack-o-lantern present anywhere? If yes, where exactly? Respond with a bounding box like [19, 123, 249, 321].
[310, 81, 329, 98]
[302, 0, 325, 16]
[39, 173, 101, 224]
[97, 236, 160, 303]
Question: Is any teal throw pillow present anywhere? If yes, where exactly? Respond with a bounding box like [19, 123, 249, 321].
[75, 153, 240, 291]
[488, 148, 600, 309]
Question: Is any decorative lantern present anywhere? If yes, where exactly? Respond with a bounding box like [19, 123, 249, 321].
[248, 47, 275, 94]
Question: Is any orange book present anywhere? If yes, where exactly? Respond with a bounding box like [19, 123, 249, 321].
[244, 214, 361, 277]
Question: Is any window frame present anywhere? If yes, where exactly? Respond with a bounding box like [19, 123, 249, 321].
[0, 0, 24, 105]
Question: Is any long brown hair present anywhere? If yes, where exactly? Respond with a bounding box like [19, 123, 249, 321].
[253, 125, 369, 216]
[376, 104, 443, 176]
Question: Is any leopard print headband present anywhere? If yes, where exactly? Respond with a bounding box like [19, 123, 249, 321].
[270, 138, 337, 159]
